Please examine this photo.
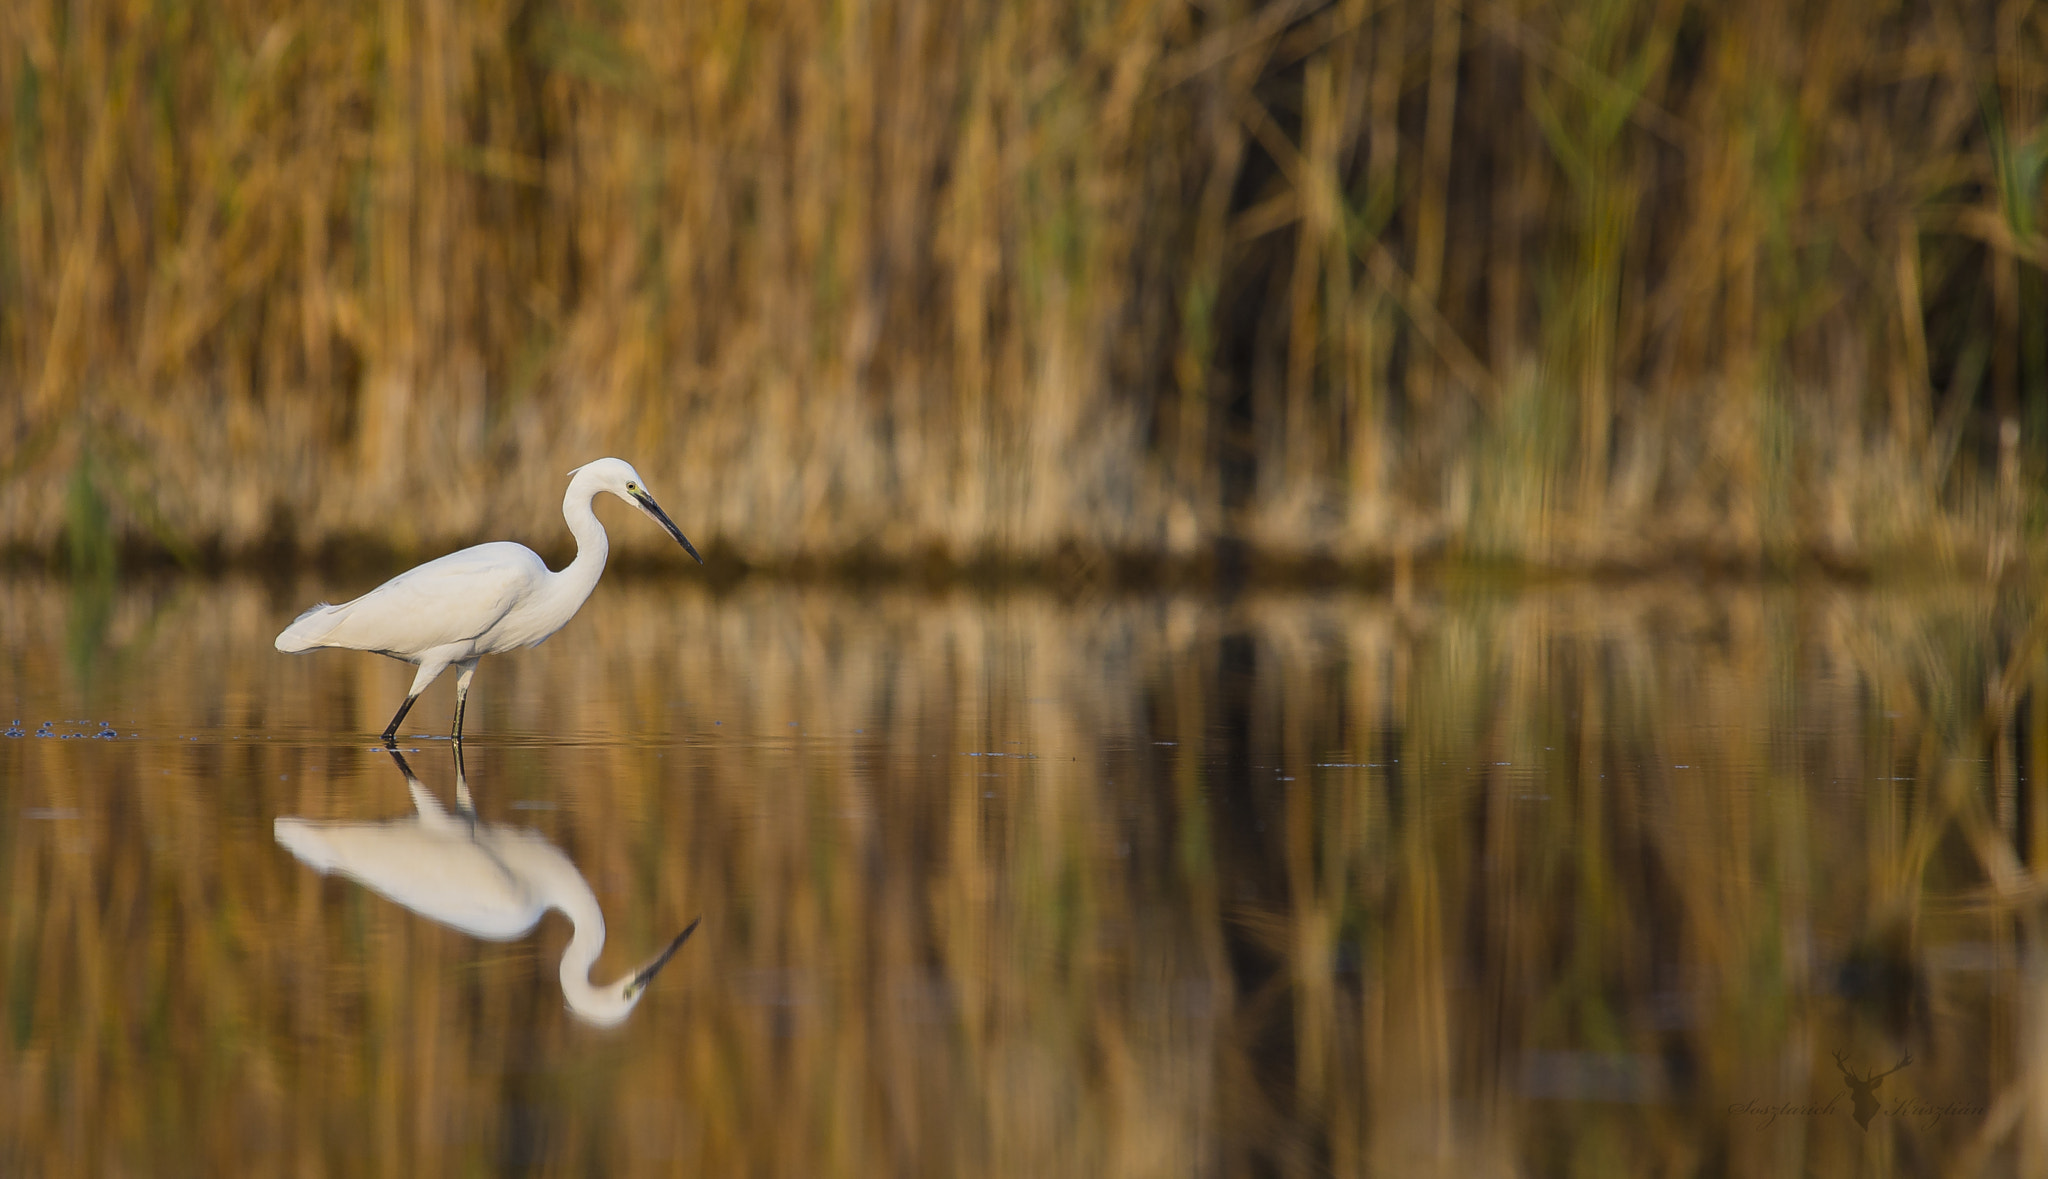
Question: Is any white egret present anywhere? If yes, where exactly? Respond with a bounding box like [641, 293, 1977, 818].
[276, 457, 701, 741]
[274, 745, 698, 1026]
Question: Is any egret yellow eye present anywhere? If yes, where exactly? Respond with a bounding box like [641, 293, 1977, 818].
[627, 482, 638, 493]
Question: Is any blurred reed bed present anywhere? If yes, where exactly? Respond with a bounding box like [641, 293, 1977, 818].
[1, 0, 2044, 572]
[4, 576, 2048, 1172]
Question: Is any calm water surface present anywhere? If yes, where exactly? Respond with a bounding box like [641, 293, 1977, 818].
[2, 573, 2044, 1175]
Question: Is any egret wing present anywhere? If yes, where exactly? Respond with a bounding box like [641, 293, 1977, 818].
[275, 819, 546, 939]
[311, 543, 544, 656]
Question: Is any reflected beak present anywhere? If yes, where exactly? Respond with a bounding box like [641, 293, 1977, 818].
[624, 915, 701, 999]
[630, 489, 704, 565]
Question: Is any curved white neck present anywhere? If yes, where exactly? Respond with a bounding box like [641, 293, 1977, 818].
[555, 876, 640, 1025]
[530, 478, 612, 635]
[560, 477, 611, 580]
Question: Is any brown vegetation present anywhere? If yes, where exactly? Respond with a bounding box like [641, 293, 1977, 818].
[3, 578, 2047, 1171]
[1, 0, 2045, 574]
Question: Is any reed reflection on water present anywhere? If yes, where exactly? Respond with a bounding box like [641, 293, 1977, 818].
[2, 573, 2047, 1174]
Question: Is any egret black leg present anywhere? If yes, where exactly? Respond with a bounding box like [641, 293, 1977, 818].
[382, 693, 420, 742]
[450, 741, 475, 812]
[450, 660, 480, 744]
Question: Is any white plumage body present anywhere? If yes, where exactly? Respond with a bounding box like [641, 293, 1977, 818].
[276, 748, 697, 1025]
[275, 458, 701, 740]
[275, 784, 569, 942]
[277, 541, 575, 664]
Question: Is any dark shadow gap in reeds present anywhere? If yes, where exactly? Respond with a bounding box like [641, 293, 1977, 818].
[0, 533, 1898, 597]
[1, 1, 2045, 574]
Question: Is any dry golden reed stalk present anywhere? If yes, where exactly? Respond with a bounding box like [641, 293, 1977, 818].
[0, 0, 2043, 573]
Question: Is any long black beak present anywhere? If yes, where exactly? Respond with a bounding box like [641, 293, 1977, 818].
[630, 489, 704, 565]
[625, 915, 701, 998]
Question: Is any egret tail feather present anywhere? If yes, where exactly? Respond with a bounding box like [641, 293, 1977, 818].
[275, 602, 343, 652]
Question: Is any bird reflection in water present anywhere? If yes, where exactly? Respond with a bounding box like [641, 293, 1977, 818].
[275, 744, 698, 1026]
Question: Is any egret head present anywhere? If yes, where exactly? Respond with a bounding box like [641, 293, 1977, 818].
[569, 458, 704, 564]
[565, 916, 702, 1027]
